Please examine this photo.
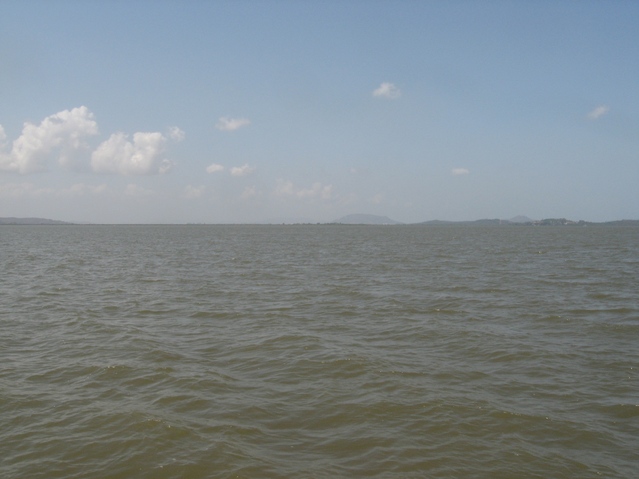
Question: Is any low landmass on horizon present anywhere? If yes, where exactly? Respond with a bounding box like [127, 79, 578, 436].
[0, 217, 72, 225]
[3, 215, 639, 227]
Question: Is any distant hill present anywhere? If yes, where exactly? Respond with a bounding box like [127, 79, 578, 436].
[600, 219, 639, 226]
[0, 217, 72, 225]
[509, 215, 534, 223]
[333, 214, 402, 225]
[415, 217, 639, 227]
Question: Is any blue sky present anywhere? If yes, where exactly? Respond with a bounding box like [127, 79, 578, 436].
[1, 1, 637, 223]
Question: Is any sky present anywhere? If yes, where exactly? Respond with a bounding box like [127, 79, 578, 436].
[1, 1, 638, 224]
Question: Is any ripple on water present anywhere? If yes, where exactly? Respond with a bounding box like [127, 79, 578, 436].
[1, 225, 638, 478]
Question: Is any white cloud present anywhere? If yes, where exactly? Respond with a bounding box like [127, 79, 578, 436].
[373, 82, 401, 99]
[184, 185, 205, 199]
[0, 107, 183, 176]
[230, 164, 255, 177]
[206, 162, 254, 176]
[452, 168, 470, 176]
[215, 117, 250, 131]
[0, 106, 98, 173]
[275, 179, 334, 200]
[168, 126, 185, 142]
[587, 105, 609, 120]
[91, 132, 168, 175]
[206, 163, 225, 174]
[240, 186, 260, 200]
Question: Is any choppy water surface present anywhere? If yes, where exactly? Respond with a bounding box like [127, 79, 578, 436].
[1, 224, 638, 478]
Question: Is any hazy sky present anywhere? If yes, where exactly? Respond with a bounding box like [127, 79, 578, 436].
[1, 1, 638, 223]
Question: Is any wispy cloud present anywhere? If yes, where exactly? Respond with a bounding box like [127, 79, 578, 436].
[206, 163, 225, 174]
[240, 186, 260, 200]
[0, 182, 107, 198]
[215, 117, 251, 131]
[168, 126, 185, 142]
[205, 162, 254, 176]
[587, 105, 609, 120]
[184, 185, 205, 199]
[0, 182, 54, 198]
[373, 82, 401, 99]
[230, 164, 255, 177]
[275, 179, 333, 200]
[452, 168, 470, 176]
[159, 159, 173, 174]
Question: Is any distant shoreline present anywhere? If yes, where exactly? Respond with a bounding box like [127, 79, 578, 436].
[2, 217, 639, 227]
[0, 217, 73, 225]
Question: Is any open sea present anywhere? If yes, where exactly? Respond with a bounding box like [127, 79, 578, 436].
[1, 224, 638, 478]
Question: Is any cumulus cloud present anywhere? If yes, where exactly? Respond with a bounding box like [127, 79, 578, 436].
[373, 82, 401, 99]
[240, 186, 260, 200]
[0, 107, 181, 176]
[275, 179, 333, 200]
[587, 105, 609, 120]
[452, 168, 470, 176]
[215, 117, 250, 131]
[230, 164, 255, 177]
[168, 126, 185, 142]
[206, 163, 225, 173]
[184, 185, 205, 199]
[0, 106, 98, 173]
[91, 132, 169, 175]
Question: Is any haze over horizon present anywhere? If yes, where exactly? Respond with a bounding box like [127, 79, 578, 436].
[1, 2, 638, 224]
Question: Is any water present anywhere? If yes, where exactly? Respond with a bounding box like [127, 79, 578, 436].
[1, 224, 638, 478]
